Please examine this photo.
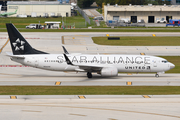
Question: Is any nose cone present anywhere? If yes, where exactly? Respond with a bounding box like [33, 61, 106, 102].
[170, 63, 175, 69]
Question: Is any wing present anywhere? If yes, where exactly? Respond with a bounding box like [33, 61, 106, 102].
[63, 54, 110, 72]
[74, 63, 107, 72]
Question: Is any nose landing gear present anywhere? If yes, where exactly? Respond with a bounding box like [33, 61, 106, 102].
[155, 74, 159, 78]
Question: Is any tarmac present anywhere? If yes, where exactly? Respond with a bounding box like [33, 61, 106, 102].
[1, 32, 180, 120]
[0, 96, 180, 120]
[1, 32, 180, 55]
[83, 9, 102, 17]
[0, 66, 180, 86]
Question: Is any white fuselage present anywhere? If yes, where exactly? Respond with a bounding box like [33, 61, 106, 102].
[10, 54, 174, 73]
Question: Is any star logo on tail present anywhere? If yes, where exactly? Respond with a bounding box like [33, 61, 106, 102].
[13, 38, 25, 51]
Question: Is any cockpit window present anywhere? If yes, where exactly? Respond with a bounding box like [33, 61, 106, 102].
[162, 60, 168, 63]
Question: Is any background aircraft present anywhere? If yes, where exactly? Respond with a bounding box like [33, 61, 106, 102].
[0, 9, 17, 16]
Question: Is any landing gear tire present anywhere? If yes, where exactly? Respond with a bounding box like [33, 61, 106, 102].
[87, 72, 92, 78]
[155, 74, 159, 78]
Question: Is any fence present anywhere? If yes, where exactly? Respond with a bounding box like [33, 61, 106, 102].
[62, 22, 87, 28]
[77, 6, 91, 25]
[62, 21, 102, 28]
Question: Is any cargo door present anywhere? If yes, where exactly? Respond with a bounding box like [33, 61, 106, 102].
[113, 16, 119, 21]
[148, 16, 154, 23]
[131, 16, 137, 23]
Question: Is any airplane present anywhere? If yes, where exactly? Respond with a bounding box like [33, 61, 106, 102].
[71, 2, 77, 9]
[6, 23, 175, 78]
[0, 9, 17, 16]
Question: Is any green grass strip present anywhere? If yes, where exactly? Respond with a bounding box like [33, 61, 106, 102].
[0, 86, 180, 95]
[92, 36, 180, 46]
[0, 16, 86, 24]
[1, 17, 180, 32]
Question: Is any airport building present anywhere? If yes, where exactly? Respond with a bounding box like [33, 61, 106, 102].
[104, 4, 180, 23]
[151, 0, 180, 5]
[168, 0, 180, 5]
[7, 1, 71, 17]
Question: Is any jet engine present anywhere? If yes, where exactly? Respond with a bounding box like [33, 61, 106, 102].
[100, 67, 118, 77]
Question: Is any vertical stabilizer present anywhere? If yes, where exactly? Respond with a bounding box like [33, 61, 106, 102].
[6, 23, 48, 55]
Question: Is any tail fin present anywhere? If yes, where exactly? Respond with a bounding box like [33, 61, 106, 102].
[6, 23, 48, 55]
[15, 9, 17, 13]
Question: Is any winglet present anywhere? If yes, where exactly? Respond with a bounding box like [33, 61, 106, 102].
[63, 54, 73, 65]
[62, 46, 69, 54]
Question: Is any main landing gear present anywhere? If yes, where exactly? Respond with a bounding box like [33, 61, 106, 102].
[87, 72, 92, 78]
[155, 73, 159, 78]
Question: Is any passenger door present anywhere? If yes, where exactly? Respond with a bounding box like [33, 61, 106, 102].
[153, 59, 157, 67]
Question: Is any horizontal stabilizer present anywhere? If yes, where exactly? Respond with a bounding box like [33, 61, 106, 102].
[6, 52, 25, 59]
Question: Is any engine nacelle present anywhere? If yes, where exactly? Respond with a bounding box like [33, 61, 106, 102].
[100, 67, 118, 77]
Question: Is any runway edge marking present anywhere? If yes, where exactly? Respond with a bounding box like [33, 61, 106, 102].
[10, 96, 17, 99]
[143, 95, 151, 98]
[78, 96, 86, 99]
[55, 82, 61, 85]
[126, 82, 132, 85]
